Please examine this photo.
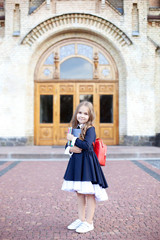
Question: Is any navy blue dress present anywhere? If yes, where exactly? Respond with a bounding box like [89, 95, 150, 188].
[63, 127, 108, 189]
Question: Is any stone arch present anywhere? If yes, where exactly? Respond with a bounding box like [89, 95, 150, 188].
[26, 24, 129, 144]
[34, 37, 121, 145]
[21, 13, 132, 47]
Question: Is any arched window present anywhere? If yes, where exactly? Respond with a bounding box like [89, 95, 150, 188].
[60, 57, 93, 79]
[35, 40, 117, 81]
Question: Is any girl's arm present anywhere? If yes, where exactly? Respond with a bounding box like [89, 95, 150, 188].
[65, 135, 82, 154]
[75, 127, 95, 150]
[69, 146, 82, 153]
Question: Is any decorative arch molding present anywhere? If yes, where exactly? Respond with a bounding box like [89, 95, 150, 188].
[21, 13, 132, 47]
[34, 38, 119, 81]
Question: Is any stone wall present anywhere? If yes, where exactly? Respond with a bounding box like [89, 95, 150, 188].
[123, 136, 156, 146]
[0, 0, 159, 146]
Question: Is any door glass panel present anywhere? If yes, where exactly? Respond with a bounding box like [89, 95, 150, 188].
[60, 95, 73, 123]
[80, 95, 93, 103]
[40, 95, 53, 123]
[100, 95, 113, 123]
[60, 57, 93, 79]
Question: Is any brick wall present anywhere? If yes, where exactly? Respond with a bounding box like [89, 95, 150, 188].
[149, 0, 160, 7]
[0, 0, 159, 145]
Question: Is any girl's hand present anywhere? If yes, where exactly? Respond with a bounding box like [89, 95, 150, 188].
[67, 133, 74, 141]
[70, 146, 82, 153]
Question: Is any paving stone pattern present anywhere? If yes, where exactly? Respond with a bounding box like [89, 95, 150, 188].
[145, 160, 160, 170]
[0, 161, 160, 240]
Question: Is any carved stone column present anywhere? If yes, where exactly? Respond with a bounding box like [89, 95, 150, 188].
[54, 52, 59, 79]
[93, 52, 99, 79]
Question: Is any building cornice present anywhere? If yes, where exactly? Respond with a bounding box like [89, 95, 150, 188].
[148, 15, 160, 22]
[0, 16, 5, 20]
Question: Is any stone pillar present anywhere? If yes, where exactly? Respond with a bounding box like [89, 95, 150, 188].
[13, 4, 20, 36]
[93, 52, 99, 79]
[54, 52, 59, 79]
[132, 3, 139, 36]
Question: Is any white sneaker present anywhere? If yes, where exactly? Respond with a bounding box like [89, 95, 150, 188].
[67, 219, 82, 230]
[76, 221, 94, 233]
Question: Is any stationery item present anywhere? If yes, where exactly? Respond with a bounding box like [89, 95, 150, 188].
[68, 127, 72, 146]
[67, 127, 81, 146]
[72, 128, 81, 138]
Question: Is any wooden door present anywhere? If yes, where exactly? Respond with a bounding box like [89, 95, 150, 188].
[34, 82, 75, 145]
[75, 82, 98, 135]
[75, 82, 118, 145]
[96, 83, 119, 145]
[34, 83, 55, 145]
[34, 82, 118, 145]
[56, 83, 76, 145]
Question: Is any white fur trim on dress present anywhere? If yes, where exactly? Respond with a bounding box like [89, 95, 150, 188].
[61, 180, 108, 201]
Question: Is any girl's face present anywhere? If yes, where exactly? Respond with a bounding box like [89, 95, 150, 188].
[77, 105, 89, 124]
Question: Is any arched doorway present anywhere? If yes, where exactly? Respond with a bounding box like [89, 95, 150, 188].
[34, 39, 119, 145]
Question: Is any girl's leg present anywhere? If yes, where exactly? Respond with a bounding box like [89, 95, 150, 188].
[77, 193, 86, 222]
[86, 194, 96, 224]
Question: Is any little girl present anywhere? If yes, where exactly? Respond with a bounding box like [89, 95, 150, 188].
[61, 101, 108, 234]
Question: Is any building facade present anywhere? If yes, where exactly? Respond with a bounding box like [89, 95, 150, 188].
[0, 0, 160, 146]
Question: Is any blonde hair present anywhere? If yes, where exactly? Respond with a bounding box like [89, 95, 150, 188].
[71, 101, 95, 140]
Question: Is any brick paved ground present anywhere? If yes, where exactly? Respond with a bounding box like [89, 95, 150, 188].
[0, 160, 160, 240]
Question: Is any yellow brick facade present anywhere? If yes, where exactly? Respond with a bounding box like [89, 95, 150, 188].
[0, 0, 160, 146]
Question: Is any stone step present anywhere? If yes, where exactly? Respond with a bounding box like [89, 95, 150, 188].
[0, 146, 160, 160]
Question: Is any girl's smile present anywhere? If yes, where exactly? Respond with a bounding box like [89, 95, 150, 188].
[77, 106, 89, 124]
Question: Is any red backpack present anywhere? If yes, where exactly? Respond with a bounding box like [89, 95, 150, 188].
[93, 138, 107, 166]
